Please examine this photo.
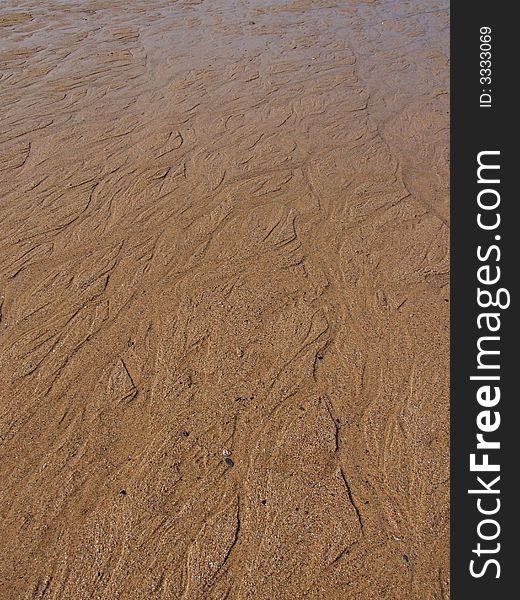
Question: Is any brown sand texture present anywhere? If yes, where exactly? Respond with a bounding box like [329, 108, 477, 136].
[0, 0, 449, 598]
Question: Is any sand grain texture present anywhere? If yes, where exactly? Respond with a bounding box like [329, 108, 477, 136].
[0, 0, 449, 598]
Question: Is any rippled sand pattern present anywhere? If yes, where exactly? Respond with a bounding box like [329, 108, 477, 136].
[0, 1, 449, 598]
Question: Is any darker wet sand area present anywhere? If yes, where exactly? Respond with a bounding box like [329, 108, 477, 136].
[0, 1, 449, 598]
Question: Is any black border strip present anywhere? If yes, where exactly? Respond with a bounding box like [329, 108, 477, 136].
[451, 2, 514, 595]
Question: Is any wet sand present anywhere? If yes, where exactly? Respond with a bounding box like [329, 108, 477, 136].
[0, 1, 449, 598]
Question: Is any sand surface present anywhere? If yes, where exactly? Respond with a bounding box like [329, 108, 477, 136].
[0, 1, 449, 598]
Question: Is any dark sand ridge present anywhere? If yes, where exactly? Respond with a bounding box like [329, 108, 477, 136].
[0, 0, 449, 598]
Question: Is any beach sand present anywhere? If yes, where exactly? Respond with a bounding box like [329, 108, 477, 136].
[0, 0, 449, 598]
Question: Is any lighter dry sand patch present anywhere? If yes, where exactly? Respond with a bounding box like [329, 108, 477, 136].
[0, 1, 449, 598]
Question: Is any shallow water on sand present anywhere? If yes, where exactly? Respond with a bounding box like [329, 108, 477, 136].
[0, 1, 448, 598]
